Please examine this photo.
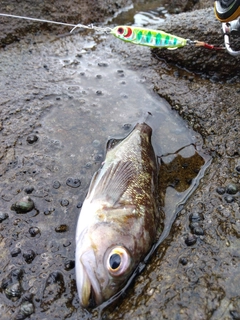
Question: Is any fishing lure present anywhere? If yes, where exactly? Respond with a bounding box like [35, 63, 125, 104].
[111, 25, 188, 50]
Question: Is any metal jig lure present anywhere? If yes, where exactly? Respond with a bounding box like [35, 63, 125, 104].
[0, 13, 224, 51]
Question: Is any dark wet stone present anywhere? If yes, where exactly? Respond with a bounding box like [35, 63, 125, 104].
[216, 186, 226, 195]
[189, 212, 204, 223]
[189, 222, 200, 231]
[185, 234, 197, 246]
[0, 212, 9, 222]
[230, 310, 240, 320]
[29, 227, 40, 237]
[26, 134, 38, 144]
[96, 74, 102, 79]
[117, 69, 124, 73]
[23, 249, 36, 264]
[236, 165, 240, 173]
[66, 177, 81, 188]
[98, 62, 108, 67]
[96, 90, 103, 95]
[64, 260, 75, 271]
[80, 72, 85, 76]
[52, 180, 61, 189]
[24, 186, 34, 194]
[226, 183, 238, 195]
[192, 226, 204, 236]
[123, 123, 132, 130]
[16, 300, 34, 320]
[225, 195, 235, 203]
[77, 202, 83, 209]
[60, 199, 69, 207]
[2, 269, 23, 302]
[11, 248, 21, 257]
[12, 196, 35, 213]
[55, 224, 69, 233]
[179, 257, 188, 265]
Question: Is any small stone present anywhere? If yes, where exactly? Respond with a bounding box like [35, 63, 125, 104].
[216, 187, 225, 195]
[26, 135, 38, 144]
[64, 260, 75, 271]
[29, 227, 40, 237]
[77, 202, 82, 209]
[123, 123, 131, 130]
[24, 187, 34, 194]
[226, 183, 238, 195]
[23, 250, 36, 264]
[0, 212, 9, 222]
[179, 257, 188, 265]
[189, 212, 204, 223]
[11, 248, 21, 257]
[225, 195, 235, 203]
[185, 234, 197, 246]
[96, 90, 103, 95]
[55, 224, 69, 233]
[12, 196, 35, 213]
[236, 165, 240, 173]
[192, 226, 204, 236]
[98, 62, 108, 67]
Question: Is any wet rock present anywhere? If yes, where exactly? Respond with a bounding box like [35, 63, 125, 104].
[230, 310, 240, 320]
[77, 202, 83, 209]
[23, 249, 36, 264]
[98, 62, 108, 67]
[44, 207, 55, 215]
[226, 184, 238, 195]
[55, 224, 69, 233]
[236, 166, 240, 173]
[26, 134, 38, 144]
[185, 234, 197, 246]
[11, 248, 21, 257]
[66, 177, 81, 188]
[11, 196, 35, 213]
[1, 269, 23, 301]
[0, 212, 9, 222]
[192, 226, 204, 236]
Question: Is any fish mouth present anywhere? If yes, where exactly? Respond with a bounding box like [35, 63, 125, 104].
[76, 250, 102, 308]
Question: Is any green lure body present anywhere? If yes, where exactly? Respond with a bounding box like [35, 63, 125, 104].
[111, 26, 188, 49]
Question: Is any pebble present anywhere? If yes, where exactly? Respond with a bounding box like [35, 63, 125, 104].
[216, 186, 225, 195]
[11, 248, 21, 257]
[24, 187, 34, 194]
[55, 224, 69, 233]
[185, 234, 197, 246]
[224, 195, 235, 203]
[52, 181, 61, 189]
[28, 227, 40, 237]
[189, 212, 204, 222]
[60, 199, 69, 207]
[192, 226, 204, 236]
[12, 196, 35, 213]
[26, 134, 38, 144]
[179, 257, 188, 265]
[226, 183, 238, 195]
[64, 260, 75, 271]
[23, 250, 36, 264]
[0, 212, 9, 222]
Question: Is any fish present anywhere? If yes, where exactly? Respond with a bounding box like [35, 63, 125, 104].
[75, 122, 161, 308]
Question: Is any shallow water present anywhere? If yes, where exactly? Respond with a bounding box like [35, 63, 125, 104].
[0, 2, 212, 319]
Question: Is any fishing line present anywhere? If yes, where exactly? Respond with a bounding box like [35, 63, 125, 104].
[0, 12, 225, 51]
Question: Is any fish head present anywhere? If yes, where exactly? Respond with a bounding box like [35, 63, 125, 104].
[75, 220, 136, 308]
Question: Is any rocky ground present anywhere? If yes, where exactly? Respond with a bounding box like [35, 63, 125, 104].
[0, 0, 240, 319]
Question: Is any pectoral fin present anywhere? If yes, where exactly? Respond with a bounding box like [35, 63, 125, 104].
[91, 161, 136, 205]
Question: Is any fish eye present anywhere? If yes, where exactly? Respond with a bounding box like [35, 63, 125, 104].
[117, 27, 124, 35]
[106, 246, 131, 277]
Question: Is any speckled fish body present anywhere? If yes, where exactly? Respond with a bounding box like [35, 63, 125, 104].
[75, 123, 160, 307]
[111, 25, 188, 49]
